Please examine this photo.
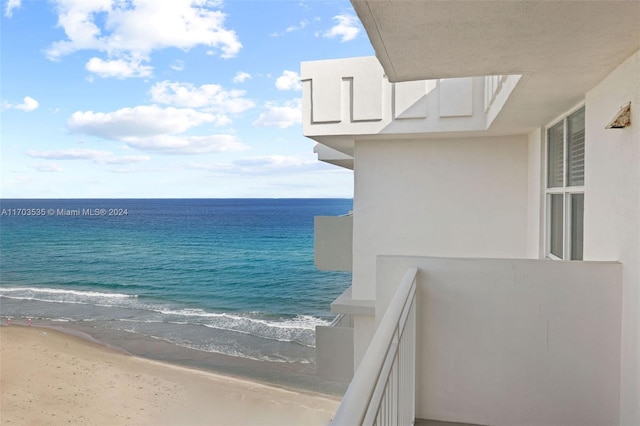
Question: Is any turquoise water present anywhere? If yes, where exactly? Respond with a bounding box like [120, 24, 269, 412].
[0, 199, 352, 365]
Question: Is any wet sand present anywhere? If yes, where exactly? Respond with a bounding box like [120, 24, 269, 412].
[0, 325, 340, 425]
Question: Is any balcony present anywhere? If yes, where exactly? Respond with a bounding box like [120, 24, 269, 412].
[316, 314, 354, 383]
[314, 214, 353, 272]
[332, 256, 622, 425]
[301, 56, 521, 159]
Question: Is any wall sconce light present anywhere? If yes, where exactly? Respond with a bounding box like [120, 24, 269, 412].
[605, 102, 631, 129]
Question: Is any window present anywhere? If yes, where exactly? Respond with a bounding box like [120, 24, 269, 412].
[545, 106, 585, 260]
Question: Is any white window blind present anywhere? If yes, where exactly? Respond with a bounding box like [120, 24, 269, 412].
[567, 107, 585, 187]
[547, 122, 564, 188]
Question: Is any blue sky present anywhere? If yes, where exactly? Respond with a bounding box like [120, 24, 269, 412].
[1, 0, 372, 198]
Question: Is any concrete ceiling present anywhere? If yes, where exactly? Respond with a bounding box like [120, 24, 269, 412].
[353, 0, 640, 82]
[352, 0, 640, 129]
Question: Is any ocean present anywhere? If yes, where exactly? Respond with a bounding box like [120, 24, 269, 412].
[0, 198, 352, 390]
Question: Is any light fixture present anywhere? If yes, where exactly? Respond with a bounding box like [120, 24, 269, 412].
[605, 102, 631, 129]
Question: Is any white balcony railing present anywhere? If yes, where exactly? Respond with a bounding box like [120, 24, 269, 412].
[332, 267, 417, 426]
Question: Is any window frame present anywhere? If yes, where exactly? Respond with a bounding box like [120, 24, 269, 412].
[544, 103, 585, 261]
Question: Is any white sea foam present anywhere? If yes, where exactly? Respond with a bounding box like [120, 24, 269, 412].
[0, 295, 91, 305]
[145, 307, 329, 347]
[111, 327, 310, 363]
[149, 334, 306, 363]
[116, 308, 329, 348]
[156, 307, 329, 329]
[0, 286, 329, 356]
[181, 342, 311, 364]
[0, 287, 137, 299]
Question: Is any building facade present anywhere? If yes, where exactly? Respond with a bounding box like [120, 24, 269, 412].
[304, 2, 640, 425]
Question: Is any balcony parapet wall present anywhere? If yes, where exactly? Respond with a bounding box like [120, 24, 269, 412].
[375, 255, 622, 426]
[301, 56, 520, 144]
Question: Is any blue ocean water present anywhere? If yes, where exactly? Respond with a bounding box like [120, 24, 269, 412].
[0, 199, 352, 366]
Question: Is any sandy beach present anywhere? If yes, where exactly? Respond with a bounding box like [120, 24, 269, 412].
[0, 325, 340, 425]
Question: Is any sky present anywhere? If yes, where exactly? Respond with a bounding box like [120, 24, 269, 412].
[0, 0, 373, 198]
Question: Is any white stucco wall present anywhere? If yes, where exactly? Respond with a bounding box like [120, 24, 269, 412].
[526, 128, 544, 258]
[352, 135, 529, 302]
[314, 215, 353, 271]
[377, 255, 622, 426]
[583, 49, 640, 426]
[315, 325, 353, 382]
[302, 57, 522, 150]
[352, 314, 376, 371]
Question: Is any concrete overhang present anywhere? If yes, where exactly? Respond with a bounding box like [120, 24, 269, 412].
[314, 143, 354, 170]
[352, 0, 640, 82]
[352, 0, 640, 128]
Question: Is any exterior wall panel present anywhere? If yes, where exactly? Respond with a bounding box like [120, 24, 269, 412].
[377, 256, 622, 426]
[352, 135, 529, 301]
[584, 49, 640, 425]
[314, 215, 353, 271]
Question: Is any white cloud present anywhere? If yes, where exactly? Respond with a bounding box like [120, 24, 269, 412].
[26, 148, 151, 164]
[323, 14, 360, 42]
[271, 19, 308, 37]
[27, 148, 107, 160]
[107, 166, 148, 174]
[184, 162, 234, 172]
[187, 154, 331, 176]
[149, 81, 254, 114]
[253, 99, 301, 129]
[68, 105, 224, 139]
[102, 155, 152, 165]
[18, 97, 39, 111]
[170, 60, 185, 71]
[233, 71, 251, 83]
[34, 163, 64, 173]
[286, 19, 308, 33]
[2, 96, 39, 111]
[124, 134, 247, 155]
[47, 0, 241, 78]
[275, 70, 302, 91]
[4, 0, 21, 17]
[67, 105, 248, 154]
[234, 155, 317, 170]
[4, 175, 35, 187]
[86, 56, 153, 79]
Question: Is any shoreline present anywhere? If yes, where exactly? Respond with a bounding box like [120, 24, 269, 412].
[0, 317, 348, 396]
[1, 324, 341, 425]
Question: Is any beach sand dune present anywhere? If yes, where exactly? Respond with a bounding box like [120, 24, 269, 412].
[0, 326, 339, 425]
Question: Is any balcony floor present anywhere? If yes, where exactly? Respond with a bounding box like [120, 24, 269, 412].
[416, 420, 483, 426]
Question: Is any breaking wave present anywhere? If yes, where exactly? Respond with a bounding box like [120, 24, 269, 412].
[0, 286, 332, 357]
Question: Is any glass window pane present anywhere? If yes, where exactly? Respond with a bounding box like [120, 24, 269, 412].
[547, 122, 564, 188]
[570, 193, 584, 260]
[550, 194, 564, 258]
[567, 107, 585, 186]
